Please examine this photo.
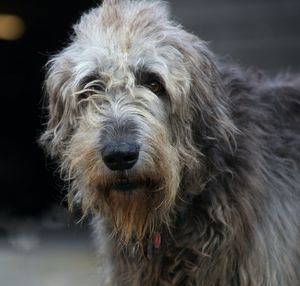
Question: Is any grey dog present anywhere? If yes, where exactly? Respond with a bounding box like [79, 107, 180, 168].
[40, 0, 300, 285]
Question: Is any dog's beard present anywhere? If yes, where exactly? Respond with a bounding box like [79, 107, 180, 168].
[93, 156, 180, 244]
[102, 181, 166, 244]
[65, 132, 181, 244]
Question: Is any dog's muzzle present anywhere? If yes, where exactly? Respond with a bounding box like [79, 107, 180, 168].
[101, 141, 140, 171]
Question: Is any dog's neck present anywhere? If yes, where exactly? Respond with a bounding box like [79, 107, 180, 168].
[143, 206, 190, 260]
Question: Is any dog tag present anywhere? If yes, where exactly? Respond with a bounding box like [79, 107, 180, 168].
[153, 232, 161, 249]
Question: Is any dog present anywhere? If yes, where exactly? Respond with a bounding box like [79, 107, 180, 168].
[40, 0, 300, 285]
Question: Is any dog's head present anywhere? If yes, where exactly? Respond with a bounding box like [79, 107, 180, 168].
[40, 0, 235, 243]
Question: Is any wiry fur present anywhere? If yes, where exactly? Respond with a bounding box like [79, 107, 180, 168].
[40, 0, 300, 285]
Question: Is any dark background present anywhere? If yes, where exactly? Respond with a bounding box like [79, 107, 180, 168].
[0, 0, 299, 216]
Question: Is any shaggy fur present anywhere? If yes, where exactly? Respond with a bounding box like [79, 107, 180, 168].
[40, 0, 300, 285]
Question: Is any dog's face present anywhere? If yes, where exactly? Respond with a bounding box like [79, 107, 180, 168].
[41, 0, 234, 242]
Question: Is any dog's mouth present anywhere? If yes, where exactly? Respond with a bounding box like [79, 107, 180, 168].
[111, 176, 157, 192]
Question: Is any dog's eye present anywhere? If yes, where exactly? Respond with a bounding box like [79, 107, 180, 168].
[138, 72, 165, 96]
[77, 77, 106, 101]
[147, 81, 163, 95]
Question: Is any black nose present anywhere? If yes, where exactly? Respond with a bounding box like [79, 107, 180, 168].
[102, 142, 140, 171]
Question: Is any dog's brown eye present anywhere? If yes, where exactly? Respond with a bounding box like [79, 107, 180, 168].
[136, 71, 166, 97]
[148, 81, 163, 95]
[77, 80, 105, 102]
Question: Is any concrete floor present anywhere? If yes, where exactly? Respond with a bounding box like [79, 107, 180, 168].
[0, 207, 100, 286]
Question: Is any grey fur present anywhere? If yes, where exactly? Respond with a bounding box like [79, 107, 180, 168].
[40, 1, 300, 285]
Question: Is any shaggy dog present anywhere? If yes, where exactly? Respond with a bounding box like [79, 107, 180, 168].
[40, 0, 300, 285]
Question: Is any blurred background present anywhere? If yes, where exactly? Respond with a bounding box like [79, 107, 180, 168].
[0, 0, 299, 285]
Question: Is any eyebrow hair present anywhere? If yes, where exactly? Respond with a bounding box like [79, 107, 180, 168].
[79, 73, 99, 88]
[134, 68, 165, 86]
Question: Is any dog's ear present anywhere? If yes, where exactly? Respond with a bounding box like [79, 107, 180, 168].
[183, 36, 237, 153]
[39, 56, 77, 158]
[167, 33, 237, 180]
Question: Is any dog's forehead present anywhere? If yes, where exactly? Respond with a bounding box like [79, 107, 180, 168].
[72, 1, 179, 75]
[61, 0, 198, 98]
